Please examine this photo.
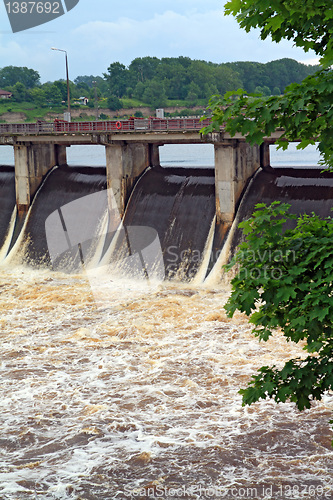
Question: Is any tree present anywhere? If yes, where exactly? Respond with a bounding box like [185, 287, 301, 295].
[224, 203, 333, 416]
[104, 62, 128, 98]
[203, 0, 333, 169]
[29, 88, 46, 107]
[42, 83, 62, 105]
[51, 79, 76, 102]
[142, 79, 167, 109]
[133, 81, 146, 101]
[264, 58, 318, 93]
[74, 75, 96, 87]
[74, 75, 108, 96]
[186, 82, 200, 102]
[214, 65, 242, 96]
[128, 56, 160, 84]
[107, 95, 122, 111]
[205, 0, 333, 440]
[11, 82, 30, 102]
[253, 85, 271, 96]
[0, 66, 40, 88]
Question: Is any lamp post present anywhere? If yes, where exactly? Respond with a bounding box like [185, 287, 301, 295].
[92, 80, 98, 120]
[51, 47, 71, 122]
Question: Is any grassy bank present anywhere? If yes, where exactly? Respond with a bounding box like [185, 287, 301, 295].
[0, 99, 208, 123]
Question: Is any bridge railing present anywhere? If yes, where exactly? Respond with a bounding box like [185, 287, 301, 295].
[53, 117, 212, 133]
[0, 122, 55, 134]
[0, 123, 38, 134]
[0, 117, 212, 135]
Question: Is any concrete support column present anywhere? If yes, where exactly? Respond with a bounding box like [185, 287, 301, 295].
[260, 142, 270, 168]
[14, 143, 58, 213]
[214, 140, 260, 223]
[149, 143, 161, 167]
[105, 142, 150, 216]
[55, 144, 68, 166]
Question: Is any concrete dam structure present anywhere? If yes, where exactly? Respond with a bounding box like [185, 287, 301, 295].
[1, 118, 333, 281]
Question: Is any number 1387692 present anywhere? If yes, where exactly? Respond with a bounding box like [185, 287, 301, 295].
[5, 1, 61, 14]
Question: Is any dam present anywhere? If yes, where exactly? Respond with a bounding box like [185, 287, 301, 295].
[0, 118, 333, 281]
[0, 117, 263, 279]
[0, 117, 268, 222]
[1, 140, 333, 499]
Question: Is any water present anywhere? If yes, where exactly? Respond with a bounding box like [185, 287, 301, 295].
[0, 142, 332, 499]
[270, 143, 321, 168]
[0, 268, 332, 499]
[0, 142, 323, 168]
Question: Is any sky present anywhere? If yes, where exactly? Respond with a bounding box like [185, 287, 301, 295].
[0, 0, 318, 83]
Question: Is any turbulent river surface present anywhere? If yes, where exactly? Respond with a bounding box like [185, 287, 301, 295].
[0, 266, 332, 500]
[0, 143, 332, 499]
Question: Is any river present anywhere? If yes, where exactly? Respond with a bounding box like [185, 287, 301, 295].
[0, 143, 332, 500]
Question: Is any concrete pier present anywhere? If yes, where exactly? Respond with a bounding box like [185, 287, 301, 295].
[0, 121, 275, 223]
[13, 144, 66, 214]
[105, 143, 152, 216]
[214, 140, 261, 223]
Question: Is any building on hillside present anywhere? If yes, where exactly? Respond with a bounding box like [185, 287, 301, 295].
[0, 90, 12, 99]
[78, 96, 89, 105]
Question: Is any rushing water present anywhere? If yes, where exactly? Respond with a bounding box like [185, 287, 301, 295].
[0, 143, 332, 499]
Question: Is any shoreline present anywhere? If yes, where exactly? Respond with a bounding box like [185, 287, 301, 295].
[0, 105, 207, 123]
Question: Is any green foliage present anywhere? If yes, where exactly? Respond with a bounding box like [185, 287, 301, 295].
[29, 88, 46, 107]
[204, 68, 333, 168]
[224, 202, 333, 413]
[104, 56, 316, 107]
[186, 81, 201, 102]
[0, 65, 40, 88]
[42, 83, 62, 105]
[133, 81, 146, 101]
[224, 0, 333, 67]
[104, 62, 128, 98]
[0, 56, 320, 119]
[0, 55, 323, 122]
[168, 108, 205, 117]
[107, 95, 123, 111]
[272, 86, 281, 96]
[11, 82, 30, 103]
[142, 79, 167, 109]
[203, 0, 333, 169]
[52, 80, 71, 102]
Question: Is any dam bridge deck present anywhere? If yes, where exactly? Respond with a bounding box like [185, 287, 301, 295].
[0, 117, 282, 219]
[0, 117, 283, 145]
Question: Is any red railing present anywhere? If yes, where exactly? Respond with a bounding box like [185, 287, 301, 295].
[0, 117, 212, 135]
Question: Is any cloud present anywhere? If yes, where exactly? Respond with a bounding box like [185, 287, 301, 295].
[0, 5, 316, 82]
[70, 9, 311, 75]
[297, 57, 320, 66]
[0, 39, 27, 60]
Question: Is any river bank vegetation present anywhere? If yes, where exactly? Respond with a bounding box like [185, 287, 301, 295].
[0, 57, 318, 122]
[206, 0, 333, 444]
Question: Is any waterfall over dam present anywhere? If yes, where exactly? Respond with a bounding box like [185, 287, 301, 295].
[1, 146, 333, 498]
[0, 165, 16, 256]
[1, 159, 333, 279]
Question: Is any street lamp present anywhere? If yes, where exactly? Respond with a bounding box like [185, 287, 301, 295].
[51, 47, 71, 122]
[92, 80, 98, 120]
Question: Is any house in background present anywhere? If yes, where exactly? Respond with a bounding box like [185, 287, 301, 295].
[78, 96, 89, 105]
[0, 90, 12, 99]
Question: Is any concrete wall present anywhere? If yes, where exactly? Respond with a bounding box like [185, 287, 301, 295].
[105, 142, 156, 216]
[214, 140, 261, 223]
[107, 139, 263, 222]
[11, 138, 267, 224]
[14, 143, 66, 213]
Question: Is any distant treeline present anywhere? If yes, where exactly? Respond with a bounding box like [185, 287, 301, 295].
[0, 57, 319, 112]
[101, 57, 318, 107]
